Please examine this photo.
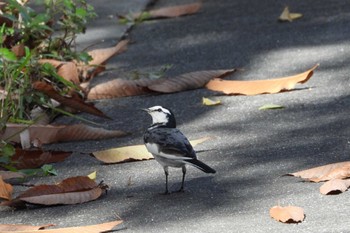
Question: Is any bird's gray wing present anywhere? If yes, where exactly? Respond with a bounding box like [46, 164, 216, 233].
[144, 128, 196, 159]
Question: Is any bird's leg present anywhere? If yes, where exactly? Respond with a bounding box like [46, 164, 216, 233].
[163, 166, 170, 195]
[177, 166, 186, 192]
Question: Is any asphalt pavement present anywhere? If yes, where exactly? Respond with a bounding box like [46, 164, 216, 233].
[1, 0, 350, 232]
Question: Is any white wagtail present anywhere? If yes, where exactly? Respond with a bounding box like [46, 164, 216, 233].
[143, 106, 216, 194]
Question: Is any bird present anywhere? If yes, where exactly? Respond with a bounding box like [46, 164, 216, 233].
[143, 105, 216, 194]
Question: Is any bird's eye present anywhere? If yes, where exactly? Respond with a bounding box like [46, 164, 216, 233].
[157, 108, 162, 112]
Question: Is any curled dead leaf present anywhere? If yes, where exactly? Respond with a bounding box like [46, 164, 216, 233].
[143, 2, 202, 19]
[0, 171, 25, 181]
[287, 161, 350, 182]
[2, 176, 107, 208]
[12, 148, 71, 169]
[205, 64, 318, 95]
[87, 78, 154, 100]
[319, 179, 350, 195]
[0, 176, 13, 200]
[32, 81, 109, 118]
[1, 123, 128, 146]
[270, 205, 305, 223]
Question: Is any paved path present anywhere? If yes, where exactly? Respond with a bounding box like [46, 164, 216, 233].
[2, 0, 350, 232]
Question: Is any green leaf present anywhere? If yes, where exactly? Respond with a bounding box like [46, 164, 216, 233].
[1, 144, 15, 157]
[259, 104, 285, 110]
[0, 48, 17, 61]
[41, 164, 58, 176]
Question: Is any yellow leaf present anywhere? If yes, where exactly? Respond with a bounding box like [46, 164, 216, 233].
[202, 97, 221, 106]
[278, 6, 302, 22]
[87, 171, 97, 180]
[92, 137, 211, 164]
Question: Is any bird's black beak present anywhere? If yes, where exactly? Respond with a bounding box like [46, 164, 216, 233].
[141, 108, 149, 113]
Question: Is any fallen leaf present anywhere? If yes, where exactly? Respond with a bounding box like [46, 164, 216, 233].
[0, 176, 13, 200]
[133, 2, 202, 19]
[87, 78, 154, 100]
[11, 44, 25, 57]
[278, 6, 303, 22]
[87, 171, 97, 180]
[0, 223, 55, 231]
[0, 171, 25, 181]
[287, 161, 350, 182]
[87, 40, 129, 67]
[93, 137, 211, 164]
[87, 69, 235, 99]
[202, 97, 221, 106]
[11, 148, 71, 169]
[39, 59, 80, 84]
[259, 104, 284, 110]
[0, 220, 122, 233]
[148, 69, 235, 93]
[2, 176, 107, 208]
[270, 205, 305, 223]
[1, 123, 128, 146]
[205, 64, 318, 95]
[319, 179, 350, 195]
[33, 81, 109, 119]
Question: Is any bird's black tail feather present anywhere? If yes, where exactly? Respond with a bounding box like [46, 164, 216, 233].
[187, 159, 216, 173]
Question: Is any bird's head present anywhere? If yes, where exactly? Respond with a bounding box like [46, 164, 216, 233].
[143, 106, 176, 128]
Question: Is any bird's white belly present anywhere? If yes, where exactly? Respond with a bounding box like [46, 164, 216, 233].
[145, 143, 185, 168]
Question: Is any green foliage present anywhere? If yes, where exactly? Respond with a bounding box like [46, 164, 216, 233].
[0, 0, 95, 123]
[0, 0, 96, 174]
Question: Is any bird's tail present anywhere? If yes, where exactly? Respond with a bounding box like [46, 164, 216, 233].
[186, 159, 216, 173]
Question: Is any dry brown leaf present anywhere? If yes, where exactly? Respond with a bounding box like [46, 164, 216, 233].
[0, 220, 122, 233]
[87, 40, 129, 67]
[319, 179, 350, 195]
[11, 148, 71, 169]
[87, 78, 154, 100]
[79, 40, 129, 81]
[39, 59, 80, 84]
[0, 223, 55, 231]
[145, 2, 202, 18]
[2, 176, 107, 208]
[205, 64, 318, 95]
[11, 44, 25, 57]
[287, 161, 350, 182]
[0, 171, 25, 181]
[0, 176, 13, 200]
[87, 69, 235, 99]
[1, 123, 128, 146]
[270, 205, 305, 223]
[93, 137, 211, 164]
[148, 69, 235, 93]
[32, 81, 109, 118]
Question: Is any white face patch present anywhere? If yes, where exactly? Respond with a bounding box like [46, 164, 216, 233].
[147, 106, 171, 124]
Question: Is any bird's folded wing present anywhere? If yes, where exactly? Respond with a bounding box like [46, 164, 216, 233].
[148, 128, 196, 159]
